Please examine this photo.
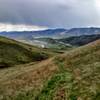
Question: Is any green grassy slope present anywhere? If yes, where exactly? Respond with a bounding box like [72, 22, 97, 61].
[0, 36, 52, 68]
[0, 39, 100, 100]
[36, 39, 100, 100]
[52, 40, 100, 100]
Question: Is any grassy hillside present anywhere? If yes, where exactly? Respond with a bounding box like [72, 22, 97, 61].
[0, 39, 100, 100]
[58, 34, 100, 46]
[0, 36, 53, 68]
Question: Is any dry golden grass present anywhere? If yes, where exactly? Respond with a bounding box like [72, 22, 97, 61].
[0, 58, 58, 99]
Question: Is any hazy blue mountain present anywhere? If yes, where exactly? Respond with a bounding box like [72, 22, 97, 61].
[0, 28, 67, 39]
[0, 27, 100, 40]
[65, 27, 100, 36]
[0, 27, 100, 48]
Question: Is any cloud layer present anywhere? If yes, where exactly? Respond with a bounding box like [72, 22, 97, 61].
[0, 0, 100, 28]
[0, 23, 47, 32]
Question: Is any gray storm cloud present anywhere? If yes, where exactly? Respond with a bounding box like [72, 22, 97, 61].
[0, 0, 100, 28]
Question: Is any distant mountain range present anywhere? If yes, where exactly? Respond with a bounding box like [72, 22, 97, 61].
[0, 27, 100, 40]
[0, 27, 100, 48]
[65, 27, 100, 36]
[0, 28, 66, 39]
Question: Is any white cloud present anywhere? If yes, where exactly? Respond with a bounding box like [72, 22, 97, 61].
[95, 0, 100, 14]
[0, 23, 48, 32]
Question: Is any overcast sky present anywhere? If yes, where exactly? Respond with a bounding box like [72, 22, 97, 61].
[0, 0, 100, 31]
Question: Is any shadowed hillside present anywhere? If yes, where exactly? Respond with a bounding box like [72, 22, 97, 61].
[0, 39, 100, 100]
[58, 34, 100, 46]
[0, 36, 52, 68]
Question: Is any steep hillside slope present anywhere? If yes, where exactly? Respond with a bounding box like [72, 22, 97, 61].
[58, 34, 100, 46]
[0, 40, 100, 100]
[53, 40, 100, 100]
[0, 36, 51, 68]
